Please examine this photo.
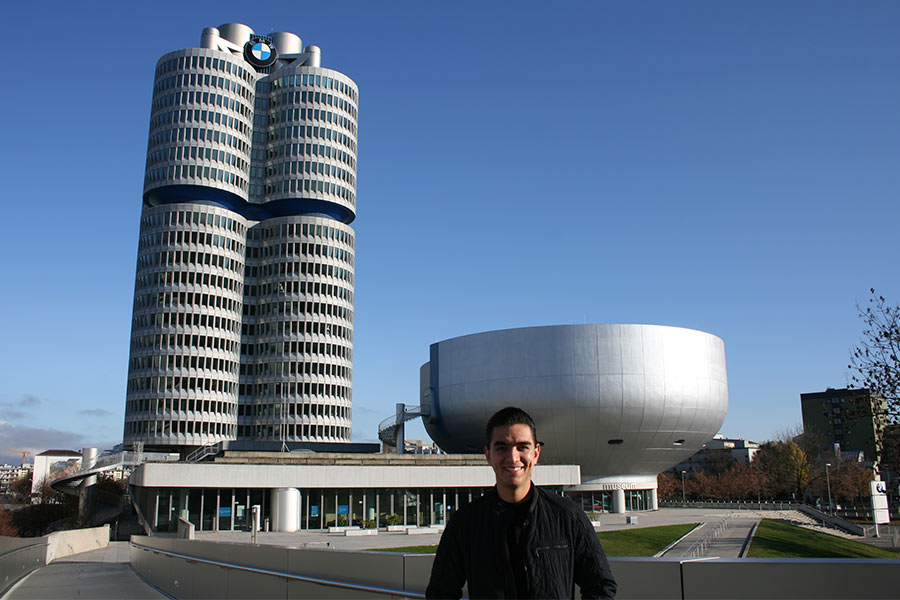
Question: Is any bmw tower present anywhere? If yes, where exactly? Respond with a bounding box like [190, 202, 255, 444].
[123, 24, 358, 452]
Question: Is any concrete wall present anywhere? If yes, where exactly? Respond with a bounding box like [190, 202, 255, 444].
[0, 526, 109, 595]
[45, 525, 109, 563]
[130, 536, 900, 599]
[177, 518, 195, 540]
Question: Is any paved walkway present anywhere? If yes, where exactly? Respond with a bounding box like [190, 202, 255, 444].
[4, 542, 168, 600]
[652, 514, 757, 558]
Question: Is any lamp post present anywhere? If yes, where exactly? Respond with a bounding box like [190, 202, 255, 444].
[825, 463, 834, 516]
[681, 470, 686, 504]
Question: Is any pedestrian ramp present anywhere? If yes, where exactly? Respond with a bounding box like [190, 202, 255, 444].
[659, 515, 760, 558]
[3, 542, 168, 600]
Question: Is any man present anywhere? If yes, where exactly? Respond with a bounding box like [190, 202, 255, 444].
[426, 407, 617, 599]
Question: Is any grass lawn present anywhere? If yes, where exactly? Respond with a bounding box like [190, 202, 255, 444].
[747, 519, 898, 559]
[597, 523, 698, 557]
[370, 523, 699, 557]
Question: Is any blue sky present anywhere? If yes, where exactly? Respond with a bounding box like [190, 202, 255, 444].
[1, 1, 898, 464]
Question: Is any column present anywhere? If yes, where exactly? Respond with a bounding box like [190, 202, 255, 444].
[612, 489, 626, 514]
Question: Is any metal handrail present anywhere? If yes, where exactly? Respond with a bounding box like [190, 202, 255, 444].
[131, 540, 429, 598]
[50, 450, 181, 495]
[185, 442, 222, 463]
[681, 512, 735, 558]
[378, 405, 427, 431]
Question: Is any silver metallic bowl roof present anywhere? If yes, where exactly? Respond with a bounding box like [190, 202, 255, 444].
[421, 324, 728, 481]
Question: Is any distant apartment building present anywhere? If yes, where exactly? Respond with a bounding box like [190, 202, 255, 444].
[800, 387, 886, 467]
[0, 464, 33, 494]
[670, 435, 760, 473]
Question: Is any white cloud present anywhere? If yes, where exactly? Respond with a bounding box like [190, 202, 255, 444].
[0, 422, 118, 465]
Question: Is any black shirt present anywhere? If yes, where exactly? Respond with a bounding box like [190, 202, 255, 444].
[502, 489, 534, 598]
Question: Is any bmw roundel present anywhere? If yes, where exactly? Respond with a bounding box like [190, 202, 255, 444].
[244, 36, 277, 69]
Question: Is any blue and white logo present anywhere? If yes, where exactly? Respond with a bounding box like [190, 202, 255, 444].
[244, 36, 277, 69]
[251, 42, 271, 62]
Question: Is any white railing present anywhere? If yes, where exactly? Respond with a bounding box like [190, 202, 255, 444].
[377, 405, 428, 445]
[185, 441, 223, 463]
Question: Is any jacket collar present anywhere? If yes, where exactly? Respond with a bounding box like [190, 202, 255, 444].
[490, 483, 539, 514]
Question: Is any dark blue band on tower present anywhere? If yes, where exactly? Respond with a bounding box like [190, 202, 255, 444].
[144, 185, 355, 223]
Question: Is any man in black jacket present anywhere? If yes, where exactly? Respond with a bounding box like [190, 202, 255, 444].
[426, 407, 617, 599]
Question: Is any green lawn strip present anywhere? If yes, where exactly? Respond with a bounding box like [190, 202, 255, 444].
[368, 523, 698, 557]
[597, 523, 698, 557]
[747, 519, 897, 559]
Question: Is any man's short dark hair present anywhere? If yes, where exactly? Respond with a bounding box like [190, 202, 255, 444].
[485, 406, 538, 447]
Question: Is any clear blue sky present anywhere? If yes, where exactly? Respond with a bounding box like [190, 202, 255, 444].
[2, 1, 899, 464]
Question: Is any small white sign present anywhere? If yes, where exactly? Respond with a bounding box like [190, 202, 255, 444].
[870, 480, 890, 525]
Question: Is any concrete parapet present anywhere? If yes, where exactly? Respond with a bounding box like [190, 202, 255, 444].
[0, 525, 109, 595]
[798, 505, 865, 536]
[177, 517, 195, 540]
[130, 536, 900, 600]
[45, 525, 109, 563]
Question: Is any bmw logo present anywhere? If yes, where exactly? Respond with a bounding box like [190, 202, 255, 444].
[244, 36, 277, 69]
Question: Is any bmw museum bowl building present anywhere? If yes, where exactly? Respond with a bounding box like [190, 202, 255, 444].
[421, 324, 729, 514]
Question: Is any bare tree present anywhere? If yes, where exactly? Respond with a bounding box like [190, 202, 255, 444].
[849, 289, 900, 424]
[774, 423, 826, 462]
[848, 288, 900, 473]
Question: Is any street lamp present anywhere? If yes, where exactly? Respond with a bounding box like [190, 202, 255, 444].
[681, 470, 686, 504]
[825, 463, 834, 516]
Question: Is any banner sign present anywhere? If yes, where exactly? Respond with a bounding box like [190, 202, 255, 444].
[870, 480, 890, 525]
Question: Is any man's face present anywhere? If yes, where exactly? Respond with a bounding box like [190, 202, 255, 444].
[485, 423, 541, 499]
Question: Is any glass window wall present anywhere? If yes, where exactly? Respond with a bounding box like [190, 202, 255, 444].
[144, 485, 650, 533]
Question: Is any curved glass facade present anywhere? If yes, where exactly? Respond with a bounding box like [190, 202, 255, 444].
[125, 24, 357, 451]
[125, 204, 246, 446]
[145, 49, 256, 201]
[241, 216, 354, 442]
[263, 67, 358, 219]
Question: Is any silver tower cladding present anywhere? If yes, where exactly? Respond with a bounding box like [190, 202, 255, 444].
[124, 24, 358, 451]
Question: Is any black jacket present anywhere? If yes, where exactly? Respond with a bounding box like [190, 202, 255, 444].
[426, 486, 617, 599]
